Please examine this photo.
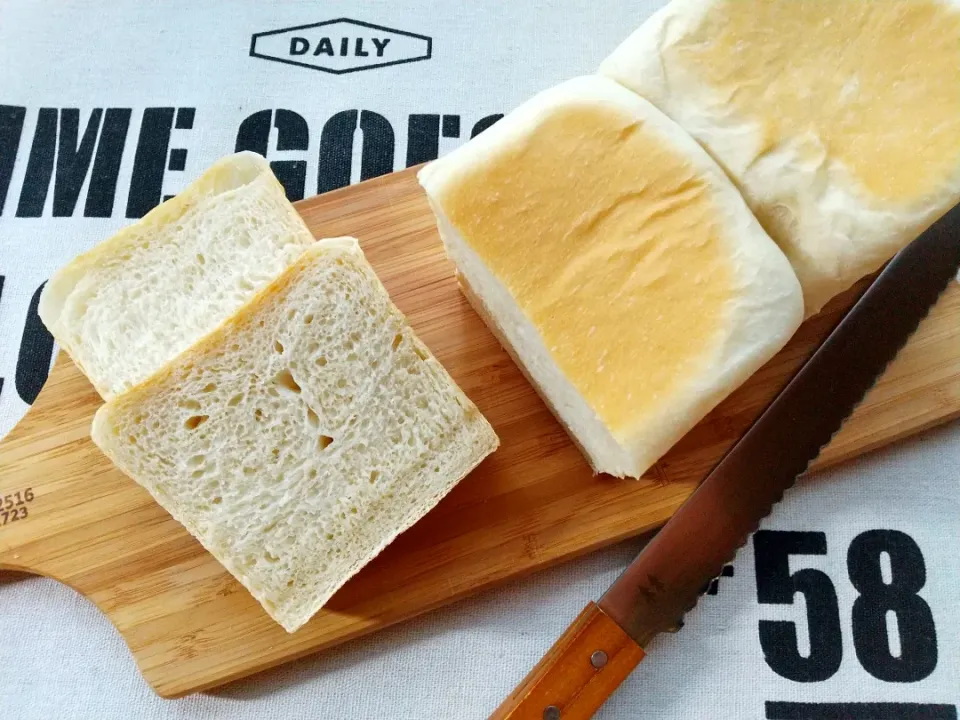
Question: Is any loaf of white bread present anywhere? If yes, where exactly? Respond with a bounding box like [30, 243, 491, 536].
[39, 151, 317, 399]
[91, 238, 498, 632]
[418, 76, 803, 479]
[599, 0, 960, 314]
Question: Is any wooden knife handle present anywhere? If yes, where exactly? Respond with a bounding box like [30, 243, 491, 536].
[490, 602, 645, 720]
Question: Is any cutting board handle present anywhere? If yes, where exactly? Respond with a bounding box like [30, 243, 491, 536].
[0, 352, 110, 574]
[489, 602, 644, 720]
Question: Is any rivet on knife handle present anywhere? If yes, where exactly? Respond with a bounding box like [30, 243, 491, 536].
[488, 602, 644, 720]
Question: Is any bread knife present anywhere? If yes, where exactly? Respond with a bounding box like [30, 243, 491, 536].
[490, 202, 960, 720]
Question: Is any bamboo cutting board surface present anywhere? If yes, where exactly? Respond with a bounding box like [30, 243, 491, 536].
[2, 167, 960, 698]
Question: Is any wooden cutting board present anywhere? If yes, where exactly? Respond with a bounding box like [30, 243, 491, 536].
[2, 166, 959, 699]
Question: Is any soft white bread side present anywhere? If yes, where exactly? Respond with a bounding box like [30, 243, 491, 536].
[599, 0, 960, 314]
[39, 151, 317, 399]
[91, 238, 499, 633]
[418, 76, 802, 479]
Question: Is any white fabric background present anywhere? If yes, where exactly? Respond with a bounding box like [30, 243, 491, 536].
[0, 2, 958, 718]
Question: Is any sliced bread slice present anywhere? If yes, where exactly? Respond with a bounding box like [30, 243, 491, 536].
[91, 238, 499, 633]
[39, 151, 317, 399]
[418, 75, 802, 479]
[599, 0, 960, 314]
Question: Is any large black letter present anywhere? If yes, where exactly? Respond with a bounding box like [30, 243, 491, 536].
[52, 108, 103, 216]
[317, 110, 394, 194]
[126, 107, 193, 218]
[85, 108, 132, 218]
[0, 106, 26, 216]
[235, 109, 309, 201]
[406, 114, 440, 167]
[471, 113, 503, 138]
[16, 283, 55, 405]
[16, 108, 58, 217]
[126, 107, 174, 218]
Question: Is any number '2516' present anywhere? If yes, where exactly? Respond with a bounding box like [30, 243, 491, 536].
[754, 529, 937, 684]
[1, 487, 34, 525]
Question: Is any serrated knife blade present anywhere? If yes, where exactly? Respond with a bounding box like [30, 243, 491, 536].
[490, 202, 960, 720]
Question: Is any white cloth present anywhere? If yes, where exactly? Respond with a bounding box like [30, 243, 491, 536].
[1, 2, 957, 718]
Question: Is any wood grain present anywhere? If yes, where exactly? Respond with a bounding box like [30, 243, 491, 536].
[1, 167, 959, 698]
[490, 602, 644, 720]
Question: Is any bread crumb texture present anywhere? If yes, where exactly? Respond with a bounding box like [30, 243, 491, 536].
[434, 104, 733, 437]
[40, 152, 316, 398]
[92, 241, 498, 632]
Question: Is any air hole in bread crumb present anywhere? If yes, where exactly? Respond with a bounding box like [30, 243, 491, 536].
[274, 369, 301, 394]
[325, 533, 334, 540]
[243, 466, 255, 476]
[272, 448, 280, 457]
[286, 579, 295, 588]
[188, 455, 205, 467]
[228, 393, 243, 406]
[191, 469, 204, 479]
[212, 497, 222, 505]
[350, 507, 358, 515]
[336, 378, 346, 389]
[201, 383, 216, 393]
[414, 346, 428, 361]
[318, 435, 333, 451]
[417, 398, 428, 409]
[308, 469, 317, 479]
[184, 415, 208, 430]
[287, 308, 296, 320]
[274, 340, 284, 354]
[128, 435, 137, 444]
[369, 471, 379, 484]
[306, 407, 319, 428]
[304, 314, 314, 325]
[180, 398, 201, 410]
[391, 333, 403, 351]
[254, 408, 264, 421]
[264, 551, 280, 563]
[315, 356, 327, 367]
[197, 253, 206, 266]
[239, 279, 254, 291]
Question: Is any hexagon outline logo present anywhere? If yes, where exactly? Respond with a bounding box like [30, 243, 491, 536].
[249, 18, 433, 75]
